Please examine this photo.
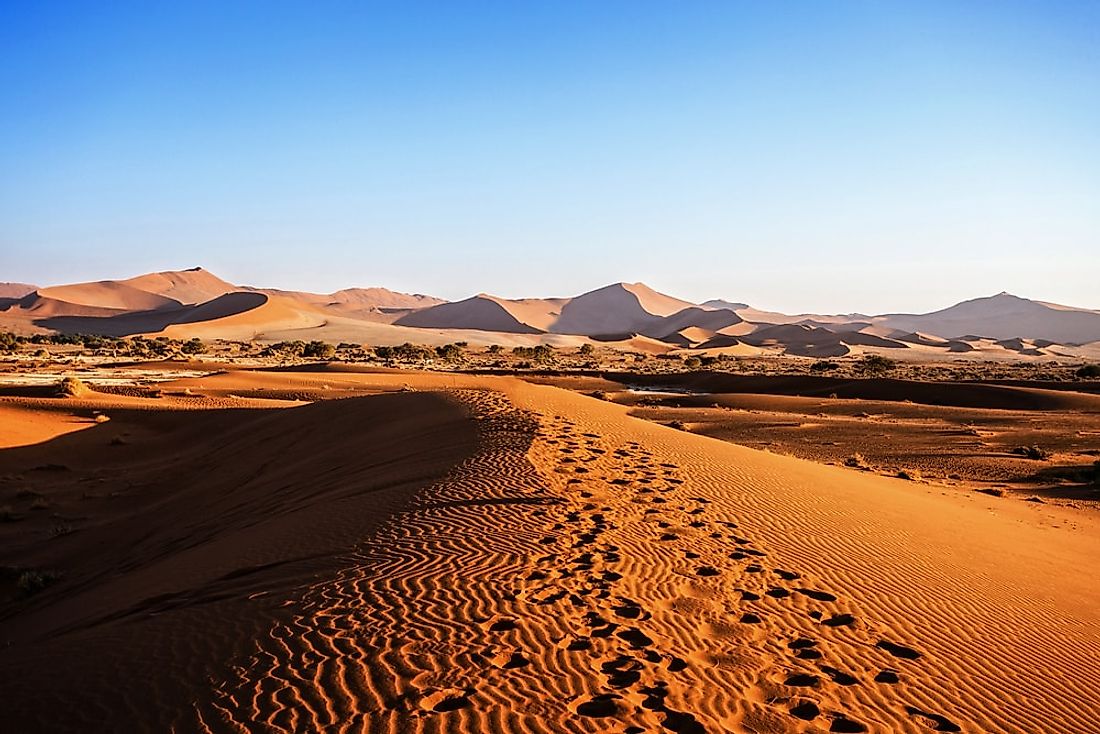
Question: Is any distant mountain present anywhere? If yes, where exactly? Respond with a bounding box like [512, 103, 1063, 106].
[876, 293, 1100, 344]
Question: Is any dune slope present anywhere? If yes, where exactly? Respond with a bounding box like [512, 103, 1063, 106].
[0, 391, 480, 732]
[3, 373, 1097, 733]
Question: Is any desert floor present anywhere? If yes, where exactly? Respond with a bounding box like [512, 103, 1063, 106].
[2, 365, 1099, 733]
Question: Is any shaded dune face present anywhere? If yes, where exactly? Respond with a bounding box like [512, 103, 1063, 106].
[395, 295, 546, 333]
[552, 283, 692, 336]
[0, 392, 480, 732]
[31, 291, 270, 337]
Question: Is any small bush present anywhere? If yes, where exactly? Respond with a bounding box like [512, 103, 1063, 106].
[856, 354, 895, 377]
[16, 569, 61, 596]
[810, 360, 840, 372]
[896, 468, 921, 481]
[844, 453, 867, 468]
[1076, 364, 1100, 379]
[578, 343, 594, 356]
[683, 357, 702, 369]
[56, 376, 87, 397]
[302, 341, 336, 359]
[178, 338, 203, 355]
[1011, 445, 1048, 460]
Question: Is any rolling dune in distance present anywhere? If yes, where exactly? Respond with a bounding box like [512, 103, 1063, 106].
[3, 369, 1097, 732]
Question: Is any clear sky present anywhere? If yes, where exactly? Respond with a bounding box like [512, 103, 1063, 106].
[2, 1, 1098, 314]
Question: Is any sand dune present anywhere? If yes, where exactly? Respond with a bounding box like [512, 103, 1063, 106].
[121, 267, 237, 305]
[0, 282, 37, 300]
[877, 292, 1100, 344]
[4, 269, 1100, 356]
[553, 282, 695, 335]
[642, 307, 744, 343]
[2, 370, 1097, 732]
[396, 294, 565, 333]
[32, 282, 182, 312]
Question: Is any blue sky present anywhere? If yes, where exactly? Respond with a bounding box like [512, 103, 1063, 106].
[2, 1, 1097, 313]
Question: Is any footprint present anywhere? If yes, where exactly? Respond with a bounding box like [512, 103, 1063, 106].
[571, 693, 624, 718]
[784, 672, 820, 687]
[820, 665, 859, 686]
[905, 706, 961, 732]
[790, 700, 821, 720]
[796, 588, 838, 602]
[875, 669, 900, 684]
[600, 655, 643, 688]
[419, 688, 472, 713]
[617, 627, 654, 648]
[830, 714, 868, 733]
[821, 613, 855, 627]
[877, 639, 921, 660]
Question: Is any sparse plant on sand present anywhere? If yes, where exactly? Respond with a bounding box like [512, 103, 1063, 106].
[1011, 445, 1049, 460]
[856, 354, 896, 377]
[302, 340, 336, 359]
[844, 453, 868, 468]
[683, 356, 702, 369]
[16, 569, 61, 596]
[810, 360, 840, 372]
[180, 338, 205, 355]
[1076, 364, 1100, 379]
[56, 376, 87, 397]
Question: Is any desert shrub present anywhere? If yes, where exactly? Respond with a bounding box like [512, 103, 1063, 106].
[1011, 445, 1048, 460]
[56, 376, 87, 397]
[180, 338, 204, 355]
[0, 332, 21, 352]
[486, 344, 502, 354]
[683, 356, 702, 369]
[856, 354, 895, 377]
[302, 340, 336, 359]
[1076, 364, 1100, 379]
[591, 390, 608, 401]
[844, 453, 867, 468]
[667, 420, 687, 430]
[896, 468, 921, 481]
[271, 340, 307, 356]
[435, 343, 464, 361]
[810, 360, 840, 372]
[16, 569, 60, 596]
[578, 343, 594, 356]
[393, 342, 432, 361]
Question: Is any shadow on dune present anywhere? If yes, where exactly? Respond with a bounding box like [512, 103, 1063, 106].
[34, 291, 268, 337]
[0, 391, 480, 731]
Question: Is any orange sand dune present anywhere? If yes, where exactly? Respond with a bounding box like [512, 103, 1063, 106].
[120, 267, 237, 305]
[34, 282, 182, 312]
[2, 372, 1098, 732]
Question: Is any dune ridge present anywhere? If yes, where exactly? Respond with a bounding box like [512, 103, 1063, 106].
[166, 375, 1099, 733]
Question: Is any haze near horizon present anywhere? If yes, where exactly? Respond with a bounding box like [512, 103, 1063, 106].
[2, 1, 1098, 313]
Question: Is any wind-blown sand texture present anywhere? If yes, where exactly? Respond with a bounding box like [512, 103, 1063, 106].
[2, 370, 1099, 732]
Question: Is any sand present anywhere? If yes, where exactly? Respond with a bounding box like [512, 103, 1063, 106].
[2, 370, 1099, 732]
